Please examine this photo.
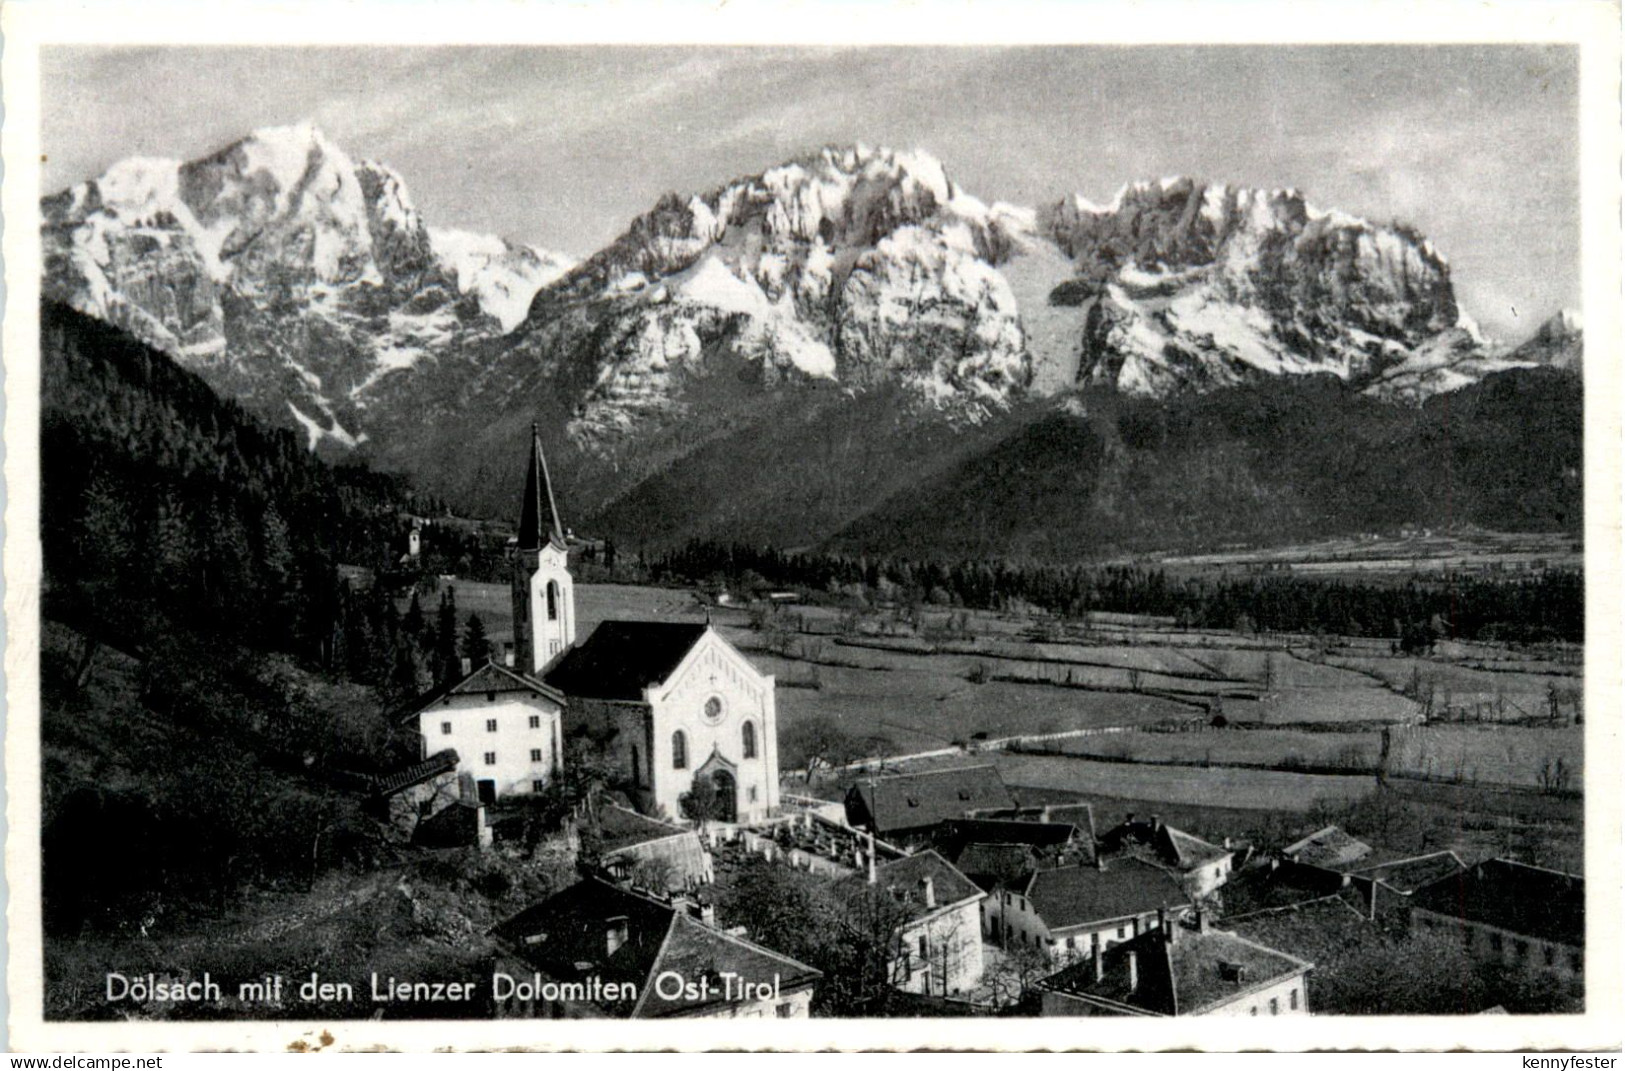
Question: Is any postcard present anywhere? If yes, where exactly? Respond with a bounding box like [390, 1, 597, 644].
[3, 0, 1620, 1052]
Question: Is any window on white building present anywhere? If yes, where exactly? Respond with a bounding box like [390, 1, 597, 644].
[749, 786, 758, 802]
[486, 719, 498, 732]
[776, 1004, 794, 1018]
[530, 749, 543, 762]
[483, 752, 496, 765]
[1290, 988, 1299, 1011]
[529, 715, 541, 729]
[1270, 997, 1279, 1016]
[441, 722, 452, 735]
[672, 730, 688, 770]
[533, 780, 546, 792]
[742, 720, 757, 759]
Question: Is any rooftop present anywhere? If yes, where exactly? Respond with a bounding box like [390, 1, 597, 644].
[1023, 858, 1191, 930]
[596, 803, 696, 854]
[1101, 817, 1231, 871]
[1410, 859, 1584, 948]
[846, 765, 1015, 835]
[397, 660, 566, 723]
[1349, 850, 1467, 894]
[544, 621, 710, 701]
[1281, 825, 1374, 870]
[491, 879, 820, 1018]
[869, 850, 985, 921]
[370, 748, 460, 797]
[1041, 920, 1311, 1016]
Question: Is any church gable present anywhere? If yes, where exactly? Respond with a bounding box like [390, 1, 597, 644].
[655, 630, 769, 710]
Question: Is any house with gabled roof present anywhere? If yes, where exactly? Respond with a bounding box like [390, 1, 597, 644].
[397, 659, 566, 805]
[993, 856, 1192, 965]
[844, 765, 1015, 845]
[840, 850, 988, 999]
[1100, 814, 1235, 897]
[1409, 859, 1584, 981]
[1037, 911, 1312, 1017]
[930, 817, 1094, 937]
[591, 802, 715, 893]
[491, 878, 821, 1019]
[1281, 825, 1373, 870]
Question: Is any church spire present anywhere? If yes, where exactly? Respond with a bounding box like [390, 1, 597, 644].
[517, 422, 565, 551]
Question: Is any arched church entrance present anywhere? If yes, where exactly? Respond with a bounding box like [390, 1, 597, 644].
[711, 769, 737, 823]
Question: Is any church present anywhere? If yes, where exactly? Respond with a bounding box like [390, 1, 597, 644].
[405, 426, 780, 825]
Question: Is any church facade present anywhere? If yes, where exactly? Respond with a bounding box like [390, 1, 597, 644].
[508, 424, 780, 824]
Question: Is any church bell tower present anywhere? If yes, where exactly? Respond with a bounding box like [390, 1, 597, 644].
[511, 423, 574, 676]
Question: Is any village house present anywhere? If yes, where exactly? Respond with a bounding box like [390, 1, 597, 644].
[1408, 859, 1585, 981]
[1037, 911, 1312, 1017]
[844, 765, 1016, 846]
[491, 878, 821, 1019]
[396, 660, 566, 805]
[591, 803, 716, 893]
[990, 856, 1192, 963]
[930, 817, 1095, 936]
[1099, 815, 1235, 898]
[1344, 850, 1467, 922]
[1280, 825, 1374, 870]
[847, 850, 987, 999]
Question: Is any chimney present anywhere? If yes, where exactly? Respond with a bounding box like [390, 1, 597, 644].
[1040, 806, 1053, 823]
[503, 642, 515, 667]
[1367, 880, 1379, 921]
[460, 656, 472, 675]
[698, 902, 716, 926]
[1197, 909, 1212, 934]
[1127, 950, 1139, 993]
[920, 877, 936, 909]
[866, 831, 877, 885]
[606, 916, 630, 956]
[1092, 934, 1103, 982]
[1095, 852, 1107, 871]
[1223, 836, 1233, 850]
[1152, 814, 1163, 832]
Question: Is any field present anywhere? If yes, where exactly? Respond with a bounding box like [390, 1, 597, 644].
[434, 579, 1581, 808]
[1324, 652, 1580, 723]
[1048, 728, 1383, 771]
[1387, 724, 1583, 791]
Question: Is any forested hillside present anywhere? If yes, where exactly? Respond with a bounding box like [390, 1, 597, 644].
[826, 372, 1582, 561]
[38, 302, 432, 942]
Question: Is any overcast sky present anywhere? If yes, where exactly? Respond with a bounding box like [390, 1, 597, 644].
[42, 45, 1578, 339]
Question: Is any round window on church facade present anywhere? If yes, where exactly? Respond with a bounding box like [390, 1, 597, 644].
[702, 696, 725, 725]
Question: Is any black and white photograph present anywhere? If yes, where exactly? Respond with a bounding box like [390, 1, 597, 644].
[3, 1, 1619, 1053]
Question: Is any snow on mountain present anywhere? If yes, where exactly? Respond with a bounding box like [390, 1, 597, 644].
[427, 227, 575, 331]
[42, 122, 571, 447]
[1038, 177, 1485, 398]
[510, 145, 1036, 451]
[1504, 308, 1583, 373]
[46, 131, 1543, 470]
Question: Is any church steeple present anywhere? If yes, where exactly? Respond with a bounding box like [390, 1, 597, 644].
[517, 422, 566, 551]
[512, 422, 574, 677]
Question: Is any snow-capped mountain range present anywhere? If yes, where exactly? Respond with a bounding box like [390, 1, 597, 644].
[43, 125, 1579, 467]
[42, 122, 573, 448]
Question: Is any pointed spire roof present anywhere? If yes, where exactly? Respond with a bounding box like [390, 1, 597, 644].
[517, 422, 566, 551]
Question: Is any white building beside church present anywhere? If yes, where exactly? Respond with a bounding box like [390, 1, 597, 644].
[402, 424, 780, 823]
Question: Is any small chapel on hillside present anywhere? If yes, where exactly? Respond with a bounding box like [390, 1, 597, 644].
[404, 427, 781, 825]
